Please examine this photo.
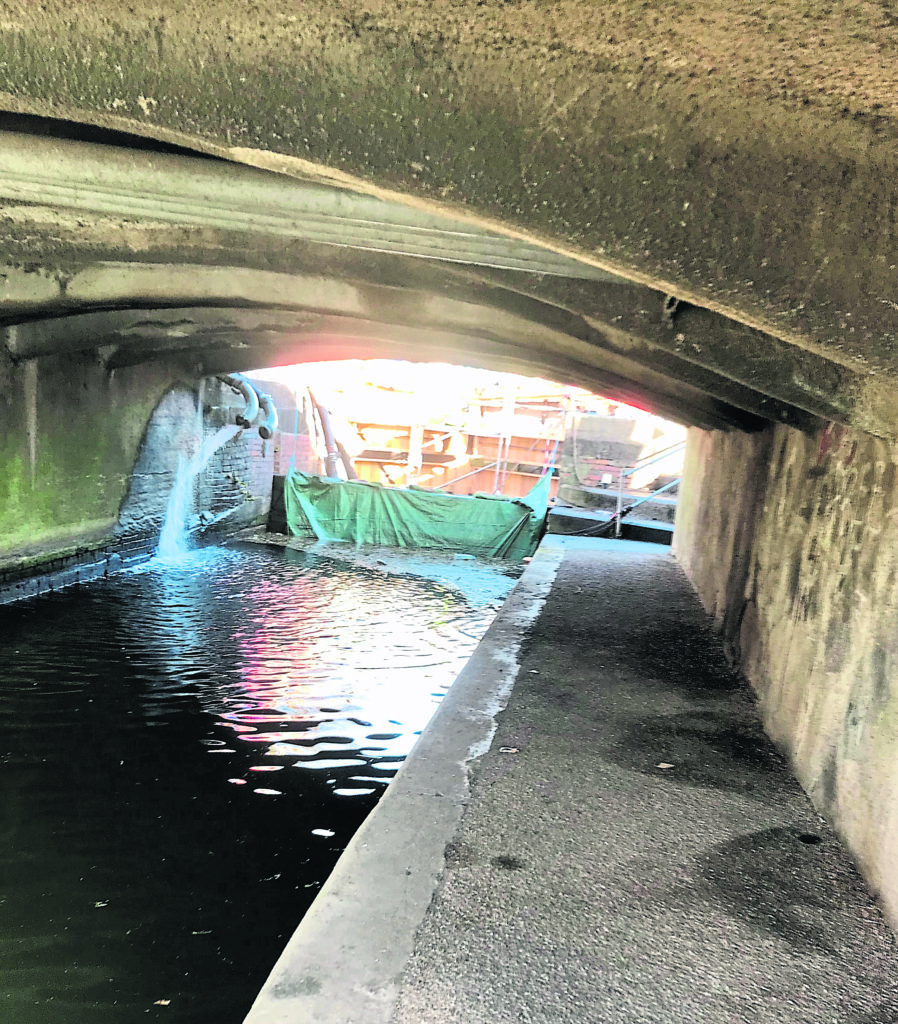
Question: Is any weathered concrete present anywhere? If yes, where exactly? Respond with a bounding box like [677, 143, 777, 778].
[0, 0, 896, 383]
[675, 421, 898, 929]
[0, 348, 175, 569]
[0, 128, 820, 433]
[247, 536, 898, 1023]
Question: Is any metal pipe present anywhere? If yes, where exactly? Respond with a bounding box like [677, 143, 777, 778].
[335, 440, 360, 481]
[420, 430, 455, 451]
[218, 373, 259, 428]
[492, 437, 504, 493]
[257, 391, 278, 439]
[623, 476, 681, 509]
[434, 461, 499, 490]
[309, 389, 341, 477]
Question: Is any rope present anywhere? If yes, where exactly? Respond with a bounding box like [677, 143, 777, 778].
[561, 505, 635, 538]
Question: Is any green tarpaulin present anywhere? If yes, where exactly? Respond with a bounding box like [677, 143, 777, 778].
[284, 470, 551, 560]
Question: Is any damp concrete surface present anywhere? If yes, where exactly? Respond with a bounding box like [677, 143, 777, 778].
[246, 536, 898, 1024]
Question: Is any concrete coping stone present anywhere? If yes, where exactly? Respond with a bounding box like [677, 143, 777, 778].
[0, 545, 154, 605]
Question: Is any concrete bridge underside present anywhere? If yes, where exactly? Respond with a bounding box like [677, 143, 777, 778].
[4, 0, 898, 1014]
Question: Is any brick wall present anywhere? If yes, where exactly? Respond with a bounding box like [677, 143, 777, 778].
[121, 378, 275, 547]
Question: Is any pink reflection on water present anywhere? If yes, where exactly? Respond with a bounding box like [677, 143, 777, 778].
[191, 553, 494, 790]
[230, 575, 351, 731]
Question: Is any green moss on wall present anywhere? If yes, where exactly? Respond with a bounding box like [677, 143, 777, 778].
[0, 355, 178, 565]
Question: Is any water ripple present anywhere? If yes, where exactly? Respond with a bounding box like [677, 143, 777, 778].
[0, 542, 516, 1023]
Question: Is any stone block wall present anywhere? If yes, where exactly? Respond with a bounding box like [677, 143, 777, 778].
[558, 414, 645, 483]
[557, 412, 684, 514]
[674, 421, 898, 925]
[199, 426, 274, 540]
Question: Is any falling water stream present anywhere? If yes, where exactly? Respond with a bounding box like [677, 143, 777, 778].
[157, 424, 242, 558]
[0, 541, 521, 1023]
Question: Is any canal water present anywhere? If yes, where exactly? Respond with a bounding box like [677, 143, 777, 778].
[0, 541, 520, 1024]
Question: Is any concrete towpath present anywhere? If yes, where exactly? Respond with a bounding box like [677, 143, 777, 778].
[246, 536, 898, 1024]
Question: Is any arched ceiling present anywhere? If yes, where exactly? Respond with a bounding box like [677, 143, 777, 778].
[1, 1, 897, 436]
[0, 128, 832, 433]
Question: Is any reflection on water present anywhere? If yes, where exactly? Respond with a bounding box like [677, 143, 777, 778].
[0, 542, 516, 1024]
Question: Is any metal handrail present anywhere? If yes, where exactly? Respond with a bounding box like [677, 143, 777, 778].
[433, 461, 499, 490]
[622, 441, 687, 478]
[565, 476, 682, 538]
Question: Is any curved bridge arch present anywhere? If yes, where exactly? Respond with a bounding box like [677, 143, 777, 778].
[0, 128, 881, 434]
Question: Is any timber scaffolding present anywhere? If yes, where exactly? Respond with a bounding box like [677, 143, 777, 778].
[347, 390, 568, 502]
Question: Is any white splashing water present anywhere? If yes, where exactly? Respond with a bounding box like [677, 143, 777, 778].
[157, 424, 242, 558]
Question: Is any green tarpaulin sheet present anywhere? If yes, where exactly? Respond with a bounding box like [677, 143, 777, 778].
[284, 470, 551, 560]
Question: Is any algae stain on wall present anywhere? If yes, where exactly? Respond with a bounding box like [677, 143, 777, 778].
[0, 353, 177, 566]
[23, 359, 37, 485]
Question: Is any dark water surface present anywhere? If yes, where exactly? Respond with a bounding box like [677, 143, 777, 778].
[0, 543, 513, 1023]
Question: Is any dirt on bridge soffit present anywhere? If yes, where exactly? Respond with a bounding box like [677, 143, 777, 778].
[0, 1, 897, 436]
